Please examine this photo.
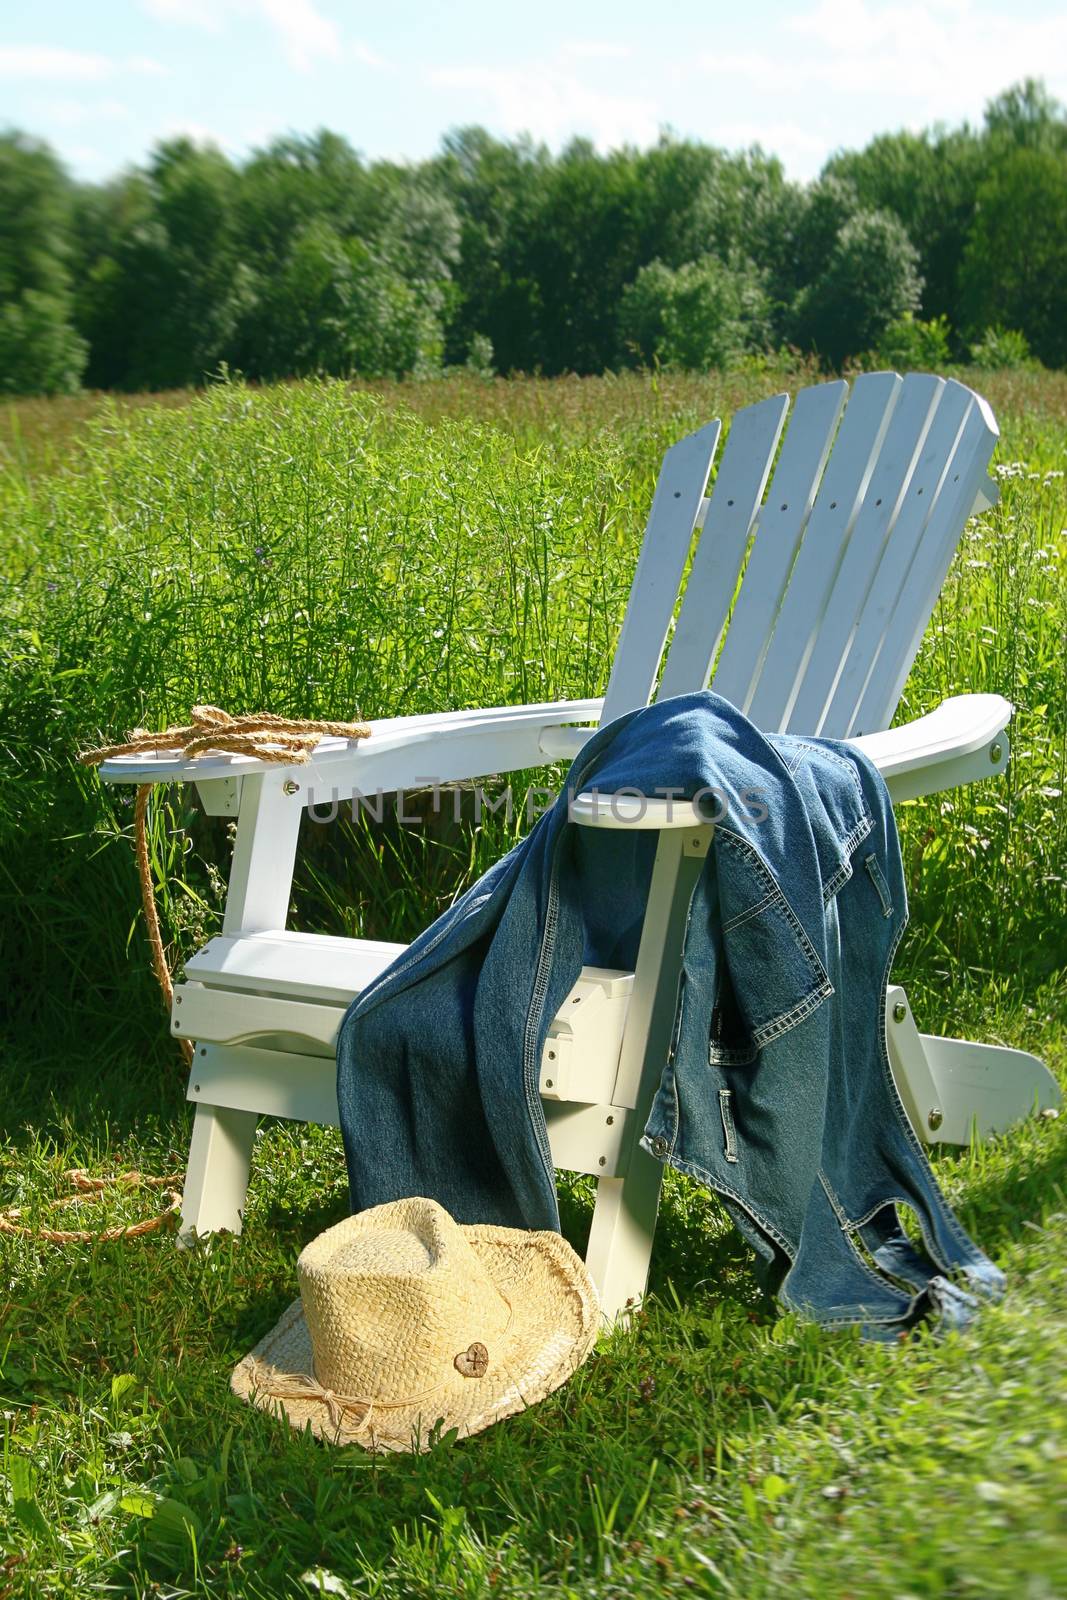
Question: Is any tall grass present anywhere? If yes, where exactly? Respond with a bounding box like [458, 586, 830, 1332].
[0, 372, 1064, 1599]
[0, 372, 1063, 1048]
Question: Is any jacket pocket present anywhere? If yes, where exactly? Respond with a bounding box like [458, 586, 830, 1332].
[713, 831, 834, 1053]
[708, 965, 759, 1065]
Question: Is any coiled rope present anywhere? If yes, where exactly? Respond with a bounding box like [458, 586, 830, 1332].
[79, 703, 371, 769]
[5, 707, 373, 1245]
[78, 705, 371, 1069]
[0, 1169, 183, 1243]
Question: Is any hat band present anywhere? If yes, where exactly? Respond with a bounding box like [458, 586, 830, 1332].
[247, 1357, 465, 1437]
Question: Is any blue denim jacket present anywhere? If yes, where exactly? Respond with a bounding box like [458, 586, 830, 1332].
[336, 692, 1003, 1338]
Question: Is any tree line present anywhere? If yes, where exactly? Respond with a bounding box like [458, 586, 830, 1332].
[2, 78, 1066, 395]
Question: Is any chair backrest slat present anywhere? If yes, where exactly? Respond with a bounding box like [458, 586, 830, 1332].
[657, 393, 788, 702]
[787, 372, 945, 736]
[745, 371, 902, 733]
[709, 380, 847, 714]
[849, 384, 999, 734]
[600, 373, 997, 744]
[599, 420, 720, 725]
[818, 380, 997, 736]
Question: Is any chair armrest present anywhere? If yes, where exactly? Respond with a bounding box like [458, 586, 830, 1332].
[95, 698, 605, 794]
[568, 693, 1013, 828]
[846, 693, 1012, 801]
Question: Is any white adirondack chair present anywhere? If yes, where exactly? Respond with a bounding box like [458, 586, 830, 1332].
[98, 373, 1060, 1320]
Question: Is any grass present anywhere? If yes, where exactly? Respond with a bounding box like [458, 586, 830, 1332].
[0, 369, 1064, 1596]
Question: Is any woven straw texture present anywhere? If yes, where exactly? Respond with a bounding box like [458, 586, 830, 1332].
[231, 1197, 599, 1453]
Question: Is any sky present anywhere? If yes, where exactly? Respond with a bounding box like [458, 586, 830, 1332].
[3, 0, 1067, 185]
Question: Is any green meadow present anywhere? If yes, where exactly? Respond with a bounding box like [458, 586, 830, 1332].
[0, 369, 1064, 1597]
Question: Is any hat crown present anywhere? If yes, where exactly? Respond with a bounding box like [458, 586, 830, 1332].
[297, 1198, 511, 1400]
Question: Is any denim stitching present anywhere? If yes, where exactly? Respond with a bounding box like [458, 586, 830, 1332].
[752, 981, 835, 1049]
[821, 813, 875, 903]
[715, 825, 836, 1045]
[785, 739, 875, 903]
[847, 1195, 931, 1233]
[523, 862, 562, 1206]
[818, 1172, 924, 1303]
[722, 889, 778, 934]
[661, 1150, 796, 1259]
[864, 853, 894, 918]
[781, 1263, 924, 1329]
[792, 738, 870, 788]
[717, 828, 833, 1004]
[644, 872, 702, 1159]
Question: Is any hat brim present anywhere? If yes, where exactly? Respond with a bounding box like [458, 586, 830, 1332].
[230, 1225, 599, 1453]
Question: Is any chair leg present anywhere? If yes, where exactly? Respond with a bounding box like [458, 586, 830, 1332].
[585, 825, 713, 1323]
[886, 984, 1061, 1145]
[178, 1102, 257, 1244]
[585, 1155, 666, 1324]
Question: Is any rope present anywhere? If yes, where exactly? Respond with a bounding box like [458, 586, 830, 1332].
[0, 1168, 183, 1243]
[133, 783, 195, 1067]
[246, 1358, 459, 1435]
[78, 705, 372, 1071]
[78, 703, 371, 770]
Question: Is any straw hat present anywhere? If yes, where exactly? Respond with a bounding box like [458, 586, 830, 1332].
[231, 1196, 600, 1453]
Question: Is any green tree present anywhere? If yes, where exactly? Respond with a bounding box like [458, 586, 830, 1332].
[984, 79, 1067, 154]
[824, 128, 983, 327]
[238, 130, 373, 265]
[873, 312, 952, 372]
[516, 138, 649, 373]
[77, 139, 254, 390]
[959, 146, 1067, 367]
[255, 220, 441, 378]
[789, 209, 922, 368]
[618, 256, 768, 369]
[0, 133, 85, 393]
[433, 127, 550, 371]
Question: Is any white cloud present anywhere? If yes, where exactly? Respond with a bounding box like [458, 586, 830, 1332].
[127, 55, 170, 76]
[139, 0, 343, 70]
[0, 47, 115, 81]
[141, 0, 221, 27]
[39, 97, 134, 127]
[699, 1, 1067, 123]
[0, 46, 167, 82]
[66, 143, 105, 166]
[255, 0, 339, 69]
[427, 63, 659, 152]
[562, 41, 635, 61]
[711, 118, 832, 169]
[351, 40, 386, 70]
[160, 119, 234, 150]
